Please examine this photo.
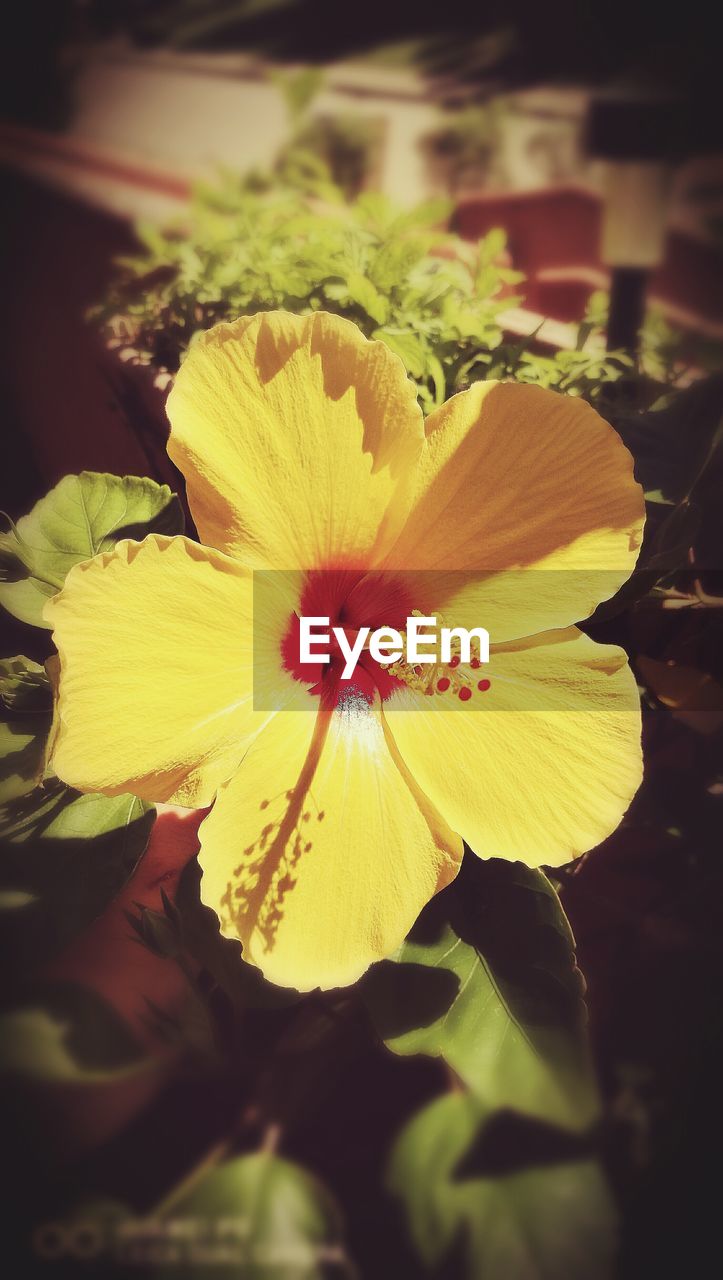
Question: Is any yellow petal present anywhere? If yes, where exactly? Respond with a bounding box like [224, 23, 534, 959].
[384, 628, 642, 868]
[45, 536, 266, 807]
[198, 698, 463, 990]
[385, 381, 645, 641]
[166, 311, 424, 570]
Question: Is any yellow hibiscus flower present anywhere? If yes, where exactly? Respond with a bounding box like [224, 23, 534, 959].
[45, 311, 645, 992]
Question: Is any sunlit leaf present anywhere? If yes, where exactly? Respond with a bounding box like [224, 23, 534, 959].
[393, 196, 452, 232]
[0, 473, 184, 628]
[371, 327, 428, 378]
[478, 227, 507, 267]
[368, 240, 428, 292]
[344, 271, 389, 325]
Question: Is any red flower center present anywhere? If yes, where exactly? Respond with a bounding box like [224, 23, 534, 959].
[281, 569, 414, 708]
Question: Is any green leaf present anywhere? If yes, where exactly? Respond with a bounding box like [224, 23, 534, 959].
[388, 1093, 617, 1278]
[352, 190, 394, 230]
[361, 855, 597, 1132]
[397, 196, 452, 230]
[344, 271, 389, 326]
[0, 777, 154, 970]
[0, 656, 53, 803]
[0, 982, 150, 1083]
[368, 239, 429, 292]
[644, 489, 676, 506]
[162, 1152, 351, 1279]
[478, 227, 507, 267]
[476, 264, 503, 297]
[270, 66, 324, 123]
[0, 473, 184, 628]
[372, 327, 428, 379]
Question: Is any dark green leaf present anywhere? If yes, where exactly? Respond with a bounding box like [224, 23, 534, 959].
[172, 856, 298, 1014]
[389, 1090, 614, 1280]
[388, 1093, 617, 1278]
[0, 777, 154, 972]
[0, 981, 149, 1083]
[362, 854, 597, 1132]
[0, 656, 53, 803]
[613, 374, 723, 504]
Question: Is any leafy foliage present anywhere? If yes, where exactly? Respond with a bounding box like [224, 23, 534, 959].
[0, 655, 53, 803]
[388, 1092, 617, 1278]
[362, 853, 597, 1132]
[95, 164, 636, 413]
[0, 472, 184, 628]
[96, 166, 518, 412]
[0, 476, 186, 976]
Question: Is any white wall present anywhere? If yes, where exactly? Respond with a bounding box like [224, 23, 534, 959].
[67, 48, 442, 210]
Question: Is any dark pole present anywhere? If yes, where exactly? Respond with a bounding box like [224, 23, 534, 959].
[607, 267, 648, 356]
[587, 93, 677, 360]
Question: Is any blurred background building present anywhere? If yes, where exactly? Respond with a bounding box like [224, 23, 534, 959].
[2, 3, 722, 515]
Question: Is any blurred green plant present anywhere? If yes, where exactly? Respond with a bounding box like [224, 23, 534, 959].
[573, 288, 723, 389]
[94, 165, 521, 413]
[95, 165, 643, 413]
